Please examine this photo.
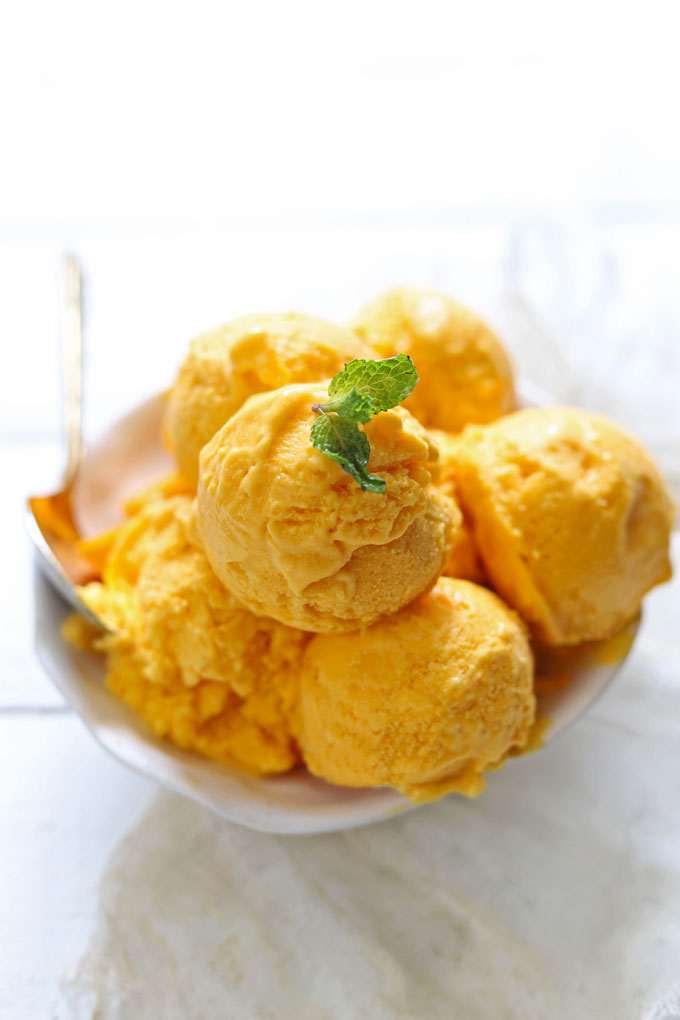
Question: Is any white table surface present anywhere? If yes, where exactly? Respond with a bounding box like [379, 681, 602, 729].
[1, 220, 679, 1016]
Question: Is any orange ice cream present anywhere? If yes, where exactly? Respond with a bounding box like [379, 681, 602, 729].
[61, 289, 676, 801]
[295, 577, 535, 802]
[443, 516, 486, 584]
[165, 313, 372, 486]
[428, 427, 486, 584]
[197, 383, 459, 633]
[74, 496, 309, 774]
[352, 287, 516, 432]
[454, 407, 675, 645]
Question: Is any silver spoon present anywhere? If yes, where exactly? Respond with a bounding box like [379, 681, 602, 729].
[26, 255, 107, 630]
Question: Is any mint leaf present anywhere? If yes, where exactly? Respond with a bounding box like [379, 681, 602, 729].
[313, 387, 374, 424]
[310, 414, 386, 493]
[310, 355, 419, 493]
[328, 353, 418, 413]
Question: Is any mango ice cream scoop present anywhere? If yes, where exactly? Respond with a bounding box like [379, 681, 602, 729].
[428, 427, 486, 584]
[71, 495, 309, 774]
[197, 382, 459, 633]
[352, 287, 516, 432]
[295, 577, 535, 802]
[453, 407, 675, 645]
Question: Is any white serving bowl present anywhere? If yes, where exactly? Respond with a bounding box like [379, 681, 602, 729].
[33, 390, 638, 834]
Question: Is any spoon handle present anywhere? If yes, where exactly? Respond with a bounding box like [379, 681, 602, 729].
[61, 254, 83, 488]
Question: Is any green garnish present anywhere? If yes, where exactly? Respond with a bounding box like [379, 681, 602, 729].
[311, 354, 419, 493]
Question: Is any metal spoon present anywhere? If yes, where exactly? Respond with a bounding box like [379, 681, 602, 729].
[26, 255, 107, 630]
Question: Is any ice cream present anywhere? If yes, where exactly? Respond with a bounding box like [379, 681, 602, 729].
[352, 287, 516, 432]
[197, 382, 459, 633]
[428, 427, 486, 583]
[74, 496, 309, 774]
[295, 577, 535, 802]
[454, 407, 675, 645]
[60, 286, 676, 803]
[165, 313, 372, 486]
[442, 517, 486, 584]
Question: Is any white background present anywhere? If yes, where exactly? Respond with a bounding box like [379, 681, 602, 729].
[1, 2, 679, 1016]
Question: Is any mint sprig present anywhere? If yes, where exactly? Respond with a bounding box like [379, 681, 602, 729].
[311, 354, 418, 493]
[327, 355, 419, 412]
[310, 414, 381, 492]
